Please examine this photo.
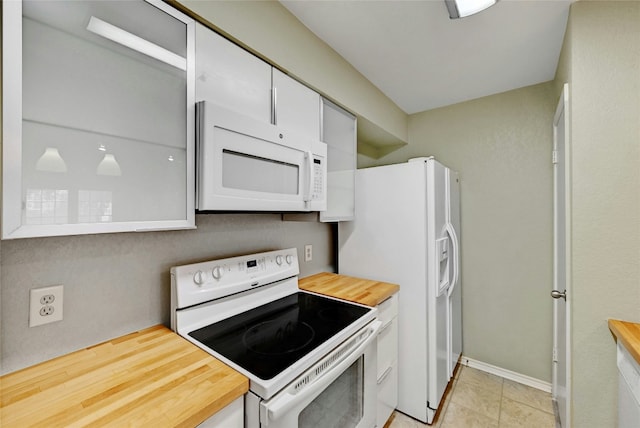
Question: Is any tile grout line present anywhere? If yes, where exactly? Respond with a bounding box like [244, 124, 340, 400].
[505, 395, 557, 417]
[503, 378, 556, 416]
[497, 377, 504, 427]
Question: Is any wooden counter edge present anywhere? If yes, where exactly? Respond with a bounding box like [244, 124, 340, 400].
[299, 272, 400, 307]
[608, 319, 640, 365]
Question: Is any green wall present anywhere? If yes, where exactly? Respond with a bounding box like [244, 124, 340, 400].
[557, 1, 640, 426]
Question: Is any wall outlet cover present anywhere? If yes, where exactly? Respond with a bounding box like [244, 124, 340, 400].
[29, 285, 64, 327]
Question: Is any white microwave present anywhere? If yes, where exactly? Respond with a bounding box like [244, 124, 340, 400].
[196, 101, 327, 212]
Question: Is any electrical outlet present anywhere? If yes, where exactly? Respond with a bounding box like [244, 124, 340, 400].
[304, 244, 313, 262]
[30, 285, 63, 327]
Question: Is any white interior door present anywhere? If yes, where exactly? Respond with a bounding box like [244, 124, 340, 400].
[552, 83, 571, 428]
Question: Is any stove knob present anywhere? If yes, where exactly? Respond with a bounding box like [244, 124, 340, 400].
[193, 270, 205, 286]
[275, 255, 283, 266]
[212, 266, 223, 280]
[285, 254, 293, 265]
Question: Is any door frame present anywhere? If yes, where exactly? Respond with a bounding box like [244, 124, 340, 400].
[552, 83, 571, 428]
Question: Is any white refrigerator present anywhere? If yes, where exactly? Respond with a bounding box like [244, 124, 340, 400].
[338, 157, 462, 424]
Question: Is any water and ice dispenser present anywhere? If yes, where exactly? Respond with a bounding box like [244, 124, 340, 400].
[437, 237, 450, 295]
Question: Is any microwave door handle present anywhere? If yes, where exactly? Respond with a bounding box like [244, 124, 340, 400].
[304, 151, 314, 203]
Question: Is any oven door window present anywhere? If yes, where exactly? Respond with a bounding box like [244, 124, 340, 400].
[258, 321, 378, 428]
[298, 357, 364, 427]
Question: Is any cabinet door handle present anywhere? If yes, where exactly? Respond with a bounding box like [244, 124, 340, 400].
[377, 366, 393, 385]
[272, 86, 278, 125]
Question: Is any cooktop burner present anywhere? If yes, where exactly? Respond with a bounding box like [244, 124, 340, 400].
[243, 320, 315, 355]
[188, 291, 370, 380]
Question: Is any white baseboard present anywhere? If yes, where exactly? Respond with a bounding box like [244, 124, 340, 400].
[460, 355, 552, 393]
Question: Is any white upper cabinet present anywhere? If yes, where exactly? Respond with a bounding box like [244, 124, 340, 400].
[195, 23, 272, 124]
[320, 99, 356, 222]
[193, 24, 349, 219]
[194, 29, 319, 137]
[272, 69, 321, 140]
[2, 0, 196, 239]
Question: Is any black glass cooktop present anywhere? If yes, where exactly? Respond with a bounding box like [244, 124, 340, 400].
[189, 292, 371, 380]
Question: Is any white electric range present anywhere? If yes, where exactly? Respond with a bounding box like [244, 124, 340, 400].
[170, 248, 380, 428]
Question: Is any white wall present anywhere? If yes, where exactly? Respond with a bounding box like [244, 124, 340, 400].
[557, 2, 640, 426]
[362, 82, 557, 383]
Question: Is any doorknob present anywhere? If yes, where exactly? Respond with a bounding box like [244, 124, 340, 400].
[551, 289, 567, 300]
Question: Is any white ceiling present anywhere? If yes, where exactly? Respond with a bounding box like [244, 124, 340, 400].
[281, 0, 572, 114]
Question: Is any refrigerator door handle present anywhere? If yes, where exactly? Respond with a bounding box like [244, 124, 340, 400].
[446, 222, 459, 298]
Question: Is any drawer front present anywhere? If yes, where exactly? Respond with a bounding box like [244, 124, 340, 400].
[377, 317, 398, 378]
[377, 362, 398, 428]
[377, 293, 398, 326]
[617, 343, 640, 428]
[198, 396, 243, 427]
[618, 343, 640, 405]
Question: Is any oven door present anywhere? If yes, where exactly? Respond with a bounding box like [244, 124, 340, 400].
[258, 320, 381, 428]
[196, 101, 327, 212]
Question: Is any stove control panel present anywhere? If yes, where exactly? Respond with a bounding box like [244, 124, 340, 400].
[171, 248, 300, 309]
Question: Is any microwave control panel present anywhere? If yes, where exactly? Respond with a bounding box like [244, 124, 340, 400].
[312, 157, 325, 201]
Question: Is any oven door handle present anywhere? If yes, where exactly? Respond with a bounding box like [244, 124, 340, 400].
[261, 320, 381, 424]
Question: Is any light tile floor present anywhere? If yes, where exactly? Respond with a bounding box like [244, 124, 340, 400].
[388, 365, 556, 428]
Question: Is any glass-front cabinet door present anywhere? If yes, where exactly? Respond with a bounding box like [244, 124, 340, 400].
[319, 99, 356, 222]
[2, 0, 195, 239]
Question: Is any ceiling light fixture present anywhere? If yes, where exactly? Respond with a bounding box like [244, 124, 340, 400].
[445, 0, 497, 19]
[86, 16, 187, 71]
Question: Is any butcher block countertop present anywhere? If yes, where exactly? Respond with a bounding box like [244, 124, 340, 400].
[0, 325, 248, 427]
[609, 319, 640, 365]
[299, 272, 399, 307]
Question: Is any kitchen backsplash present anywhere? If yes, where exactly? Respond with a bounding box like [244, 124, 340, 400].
[0, 213, 333, 374]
